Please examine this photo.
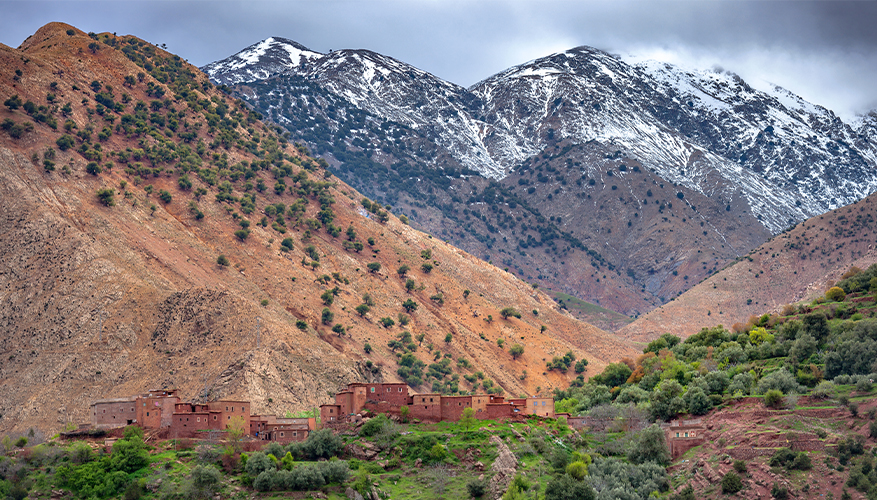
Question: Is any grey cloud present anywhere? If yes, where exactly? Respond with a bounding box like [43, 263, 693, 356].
[1, 0, 874, 119]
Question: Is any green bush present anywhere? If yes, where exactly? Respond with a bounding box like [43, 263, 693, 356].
[764, 389, 784, 408]
[467, 477, 488, 498]
[627, 424, 670, 465]
[721, 471, 743, 494]
[544, 474, 595, 500]
[826, 286, 847, 302]
[733, 459, 747, 473]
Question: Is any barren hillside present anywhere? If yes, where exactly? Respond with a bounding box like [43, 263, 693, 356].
[0, 23, 635, 436]
[621, 192, 877, 342]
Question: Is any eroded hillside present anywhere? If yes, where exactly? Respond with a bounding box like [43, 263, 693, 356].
[0, 23, 635, 435]
[621, 192, 877, 342]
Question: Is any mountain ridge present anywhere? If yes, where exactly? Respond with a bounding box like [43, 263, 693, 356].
[203, 36, 877, 323]
[0, 23, 634, 435]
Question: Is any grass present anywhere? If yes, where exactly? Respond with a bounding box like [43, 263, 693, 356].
[545, 290, 634, 327]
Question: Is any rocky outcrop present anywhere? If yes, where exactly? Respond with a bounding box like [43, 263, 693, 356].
[488, 435, 518, 500]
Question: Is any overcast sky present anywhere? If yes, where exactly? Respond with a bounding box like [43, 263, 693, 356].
[2, 0, 875, 121]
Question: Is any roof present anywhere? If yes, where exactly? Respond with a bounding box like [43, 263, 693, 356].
[91, 397, 135, 405]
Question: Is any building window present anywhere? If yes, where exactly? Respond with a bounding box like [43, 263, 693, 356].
[399, 388, 403, 392]
[370, 387, 375, 393]
[147, 412, 150, 417]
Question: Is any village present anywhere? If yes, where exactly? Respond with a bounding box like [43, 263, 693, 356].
[88, 383, 704, 459]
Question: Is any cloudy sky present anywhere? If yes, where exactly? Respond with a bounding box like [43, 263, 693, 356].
[2, 0, 875, 121]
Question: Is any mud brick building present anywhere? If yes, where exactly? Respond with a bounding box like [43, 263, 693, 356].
[91, 389, 181, 429]
[320, 382, 550, 425]
[91, 391, 313, 443]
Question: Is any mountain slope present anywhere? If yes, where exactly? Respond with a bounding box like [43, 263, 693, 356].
[203, 39, 877, 321]
[620, 191, 877, 341]
[0, 23, 636, 435]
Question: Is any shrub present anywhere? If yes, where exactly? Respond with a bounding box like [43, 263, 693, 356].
[467, 477, 488, 498]
[544, 474, 595, 500]
[216, 254, 229, 267]
[500, 307, 521, 319]
[733, 459, 747, 473]
[96, 188, 115, 206]
[566, 461, 589, 480]
[721, 472, 743, 494]
[183, 465, 221, 499]
[56, 134, 75, 151]
[790, 452, 811, 470]
[771, 483, 789, 499]
[826, 286, 847, 302]
[764, 389, 784, 408]
[627, 424, 670, 465]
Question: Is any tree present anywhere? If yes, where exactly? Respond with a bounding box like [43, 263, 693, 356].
[321, 290, 334, 306]
[4, 95, 22, 110]
[509, 344, 525, 360]
[56, 134, 75, 151]
[500, 307, 521, 319]
[684, 387, 712, 415]
[721, 472, 743, 494]
[544, 474, 595, 500]
[355, 304, 370, 317]
[397, 264, 410, 276]
[321, 308, 334, 325]
[405, 279, 416, 293]
[444, 333, 453, 343]
[402, 298, 418, 313]
[650, 380, 684, 421]
[332, 324, 346, 337]
[802, 312, 829, 343]
[459, 407, 476, 430]
[421, 262, 433, 273]
[226, 415, 246, 441]
[96, 188, 115, 206]
[216, 254, 229, 267]
[379, 317, 395, 328]
[367, 262, 381, 273]
[399, 405, 410, 423]
[627, 424, 670, 465]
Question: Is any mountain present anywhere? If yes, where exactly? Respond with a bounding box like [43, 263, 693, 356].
[620, 190, 877, 342]
[0, 23, 636, 435]
[203, 39, 877, 321]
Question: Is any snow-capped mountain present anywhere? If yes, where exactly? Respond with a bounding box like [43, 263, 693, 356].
[202, 37, 322, 85]
[204, 39, 877, 234]
[202, 39, 877, 320]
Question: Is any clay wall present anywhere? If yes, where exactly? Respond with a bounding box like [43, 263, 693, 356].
[409, 394, 442, 421]
[486, 403, 514, 421]
[91, 399, 137, 428]
[525, 398, 555, 418]
[321, 404, 343, 425]
[441, 396, 473, 422]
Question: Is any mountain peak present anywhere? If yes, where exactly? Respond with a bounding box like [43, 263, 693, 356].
[202, 36, 322, 85]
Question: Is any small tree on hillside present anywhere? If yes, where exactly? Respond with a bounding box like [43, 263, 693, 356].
[459, 407, 476, 431]
[367, 262, 381, 273]
[500, 307, 521, 319]
[402, 298, 418, 313]
[509, 344, 525, 360]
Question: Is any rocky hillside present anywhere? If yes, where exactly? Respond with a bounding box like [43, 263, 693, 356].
[0, 23, 636, 436]
[621, 191, 877, 342]
[203, 38, 877, 320]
